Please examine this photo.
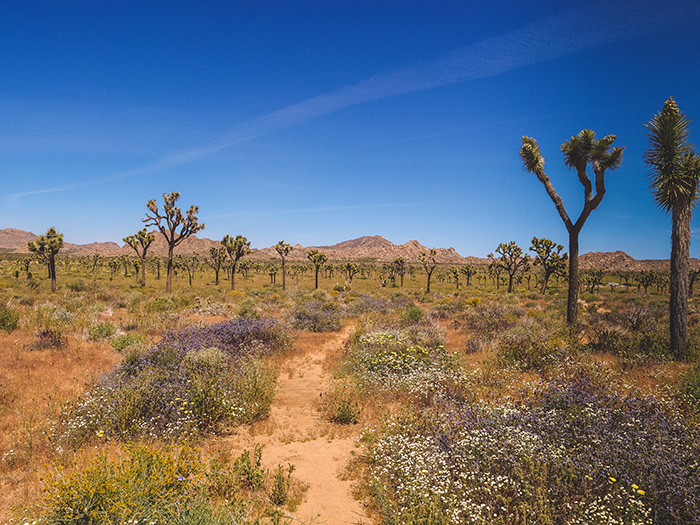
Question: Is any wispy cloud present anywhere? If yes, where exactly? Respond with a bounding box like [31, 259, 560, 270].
[11, 0, 698, 200]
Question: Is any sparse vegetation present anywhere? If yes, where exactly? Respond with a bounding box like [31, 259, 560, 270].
[1, 246, 699, 524]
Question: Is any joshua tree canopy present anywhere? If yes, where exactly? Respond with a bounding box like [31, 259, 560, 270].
[520, 129, 623, 325]
[143, 192, 204, 293]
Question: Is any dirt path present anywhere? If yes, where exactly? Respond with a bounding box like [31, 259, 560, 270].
[211, 324, 369, 524]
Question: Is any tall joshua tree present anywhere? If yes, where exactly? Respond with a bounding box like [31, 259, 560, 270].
[222, 234, 250, 290]
[123, 228, 155, 287]
[143, 192, 205, 293]
[28, 227, 63, 293]
[274, 240, 293, 290]
[419, 249, 437, 293]
[521, 129, 624, 325]
[306, 249, 327, 289]
[645, 97, 700, 360]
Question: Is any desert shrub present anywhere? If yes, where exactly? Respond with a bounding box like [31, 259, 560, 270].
[285, 300, 341, 332]
[364, 378, 700, 524]
[190, 297, 231, 316]
[321, 383, 361, 424]
[343, 292, 399, 316]
[465, 335, 488, 354]
[239, 298, 262, 319]
[66, 279, 88, 292]
[40, 444, 301, 524]
[86, 321, 117, 341]
[342, 326, 465, 406]
[42, 445, 202, 525]
[145, 294, 193, 313]
[401, 305, 425, 322]
[498, 321, 567, 371]
[591, 326, 672, 362]
[29, 329, 66, 350]
[270, 464, 296, 506]
[462, 303, 523, 337]
[56, 317, 291, 445]
[110, 332, 147, 351]
[0, 306, 20, 333]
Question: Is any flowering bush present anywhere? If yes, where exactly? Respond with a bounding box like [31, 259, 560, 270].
[364, 378, 700, 524]
[341, 324, 466, 407]
[56, 317, 292, 446]
[284, 300, 341, 332]
[40, 444, 303, 524]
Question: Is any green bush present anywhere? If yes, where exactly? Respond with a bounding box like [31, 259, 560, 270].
[111, 332, 147, 351]
[87, 321, 117, 341]
[402, 305, 425, 322]
[40, 444, 301, 524]
[270, 464, 296, 506]
[0, 306, 20, 333]
[42, 445, 202, 524]
[67, 279, 88, 292]
[239, 298, 261, 319]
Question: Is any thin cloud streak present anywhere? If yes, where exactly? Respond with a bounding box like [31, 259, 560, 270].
[11, 0, 698, 200]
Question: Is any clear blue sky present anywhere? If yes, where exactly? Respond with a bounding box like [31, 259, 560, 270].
[2, 0, 700, 259]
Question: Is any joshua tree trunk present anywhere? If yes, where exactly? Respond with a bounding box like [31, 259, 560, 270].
[166, 246, 174, 294]
[567, 229, 580, 326]
[670, 203, 691, 359]
[49, 257, 57, 293]
[281, 258, 286, 290]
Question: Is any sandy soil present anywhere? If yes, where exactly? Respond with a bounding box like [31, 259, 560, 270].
[207, 324, 370, 524]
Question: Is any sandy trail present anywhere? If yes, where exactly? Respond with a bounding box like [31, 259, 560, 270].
[214, 324, 369, 524]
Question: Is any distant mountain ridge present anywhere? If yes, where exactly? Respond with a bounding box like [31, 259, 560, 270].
[0, 228, 686, 269]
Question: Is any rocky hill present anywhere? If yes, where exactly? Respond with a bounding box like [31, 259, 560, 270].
[0, 228, 686, 269]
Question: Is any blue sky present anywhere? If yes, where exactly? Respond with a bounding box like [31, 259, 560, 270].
[2, 0, 700, 259]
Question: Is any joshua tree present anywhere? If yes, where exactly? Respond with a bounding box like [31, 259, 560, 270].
[489, 241, 530, 293]
[143, 192, 205, 293]
[635, 270, 657, 294]
[108, 258, 119, 280]
[221, 235, 250, 290]
[521, 129, 624, 325]
[645, 97, 700, 359]
[177, 253, 199, 287]
[123, 228, 155, 287]
[343, 262, 360, 284]
[449, 266, 462, 289]
[461, 265, 477, 287]
[530, 237, 568, 295]
[391, 257, 407, 287]
[27, 227, 63, 293]
[306, 249, 328, 289]
[205, 246, 227, 286]
[239, 259, 253, 279]
[274, 240, 293, 290]
[89, 254, 101, 273]
[419, 249, 437, 293]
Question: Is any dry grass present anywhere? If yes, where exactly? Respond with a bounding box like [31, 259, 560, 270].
[0, 329, 121, 520]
